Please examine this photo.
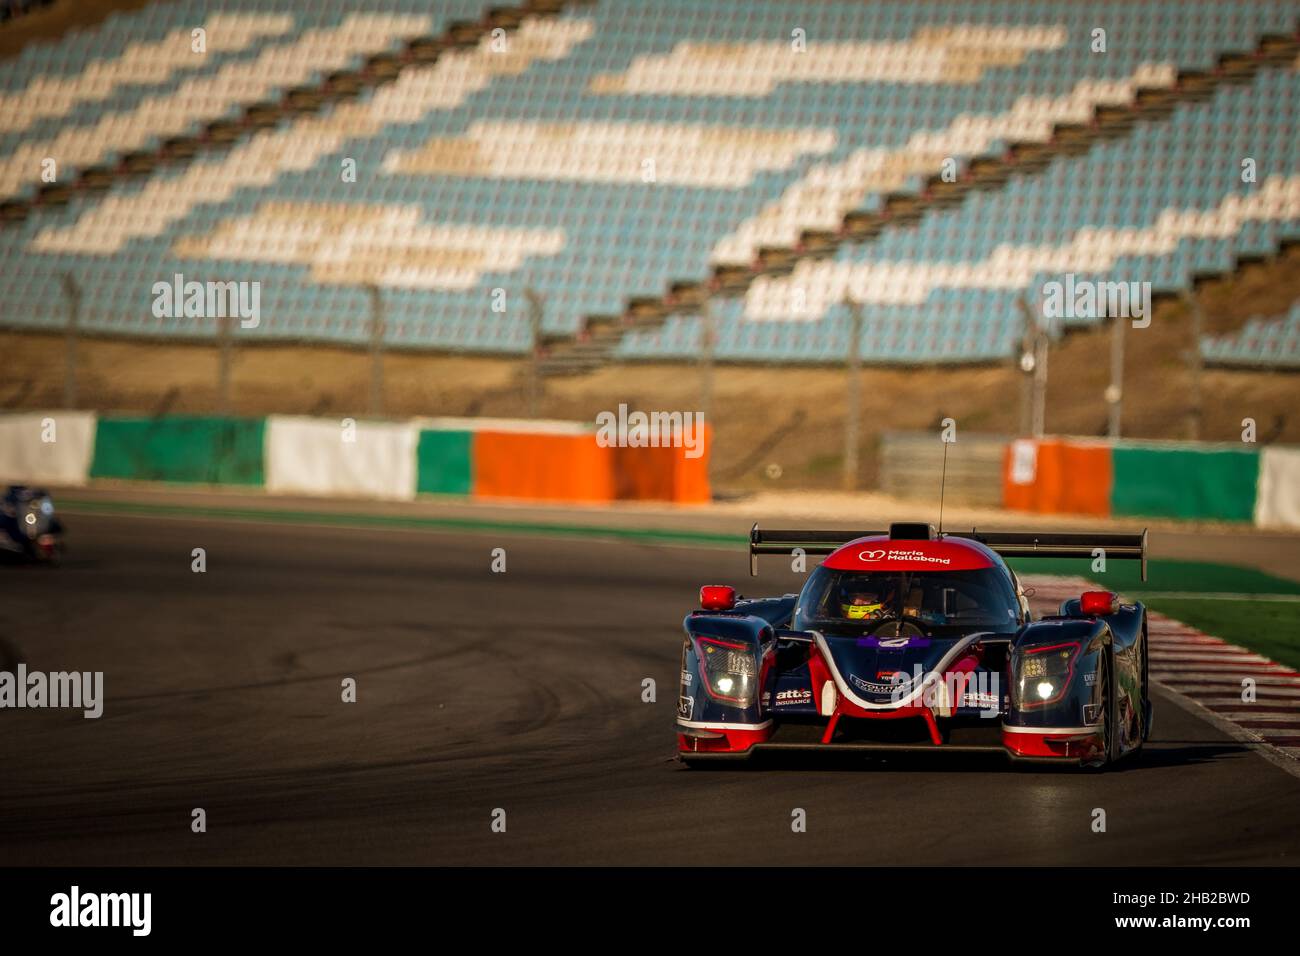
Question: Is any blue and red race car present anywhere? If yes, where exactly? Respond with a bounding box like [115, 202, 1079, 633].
[0, 485, 63, 563]
[677, 523, 1151, 768]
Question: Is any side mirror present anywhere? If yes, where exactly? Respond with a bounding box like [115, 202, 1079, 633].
[699, 585, 736, 611]
[1079, 590, 1119, 615]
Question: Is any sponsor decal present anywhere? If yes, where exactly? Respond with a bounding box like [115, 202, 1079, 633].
[846, 665, 1003, 718]
[850, 672, 914, 695]
[775, 688, 813, 706]
[857, 548, 952, 566]
[857, 635, 931, 649]
[680, 670, 692, 686]
[677, 695, 694, 719]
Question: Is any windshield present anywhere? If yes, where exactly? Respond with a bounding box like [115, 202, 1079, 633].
[795, 565, 1020, 632]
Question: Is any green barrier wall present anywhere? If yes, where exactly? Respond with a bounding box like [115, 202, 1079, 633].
[415, 429, 472, 495]
[1110, 445, 1259, 521]
[90, 416, 266, 485]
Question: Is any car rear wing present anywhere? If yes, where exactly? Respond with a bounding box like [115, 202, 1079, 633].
[748, 524, 1148, 580]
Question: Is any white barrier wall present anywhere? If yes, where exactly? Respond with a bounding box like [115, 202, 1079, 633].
[1255, 446, 1300, 530]
[0, 411, 97, 485]
[265, 416, 417, 501]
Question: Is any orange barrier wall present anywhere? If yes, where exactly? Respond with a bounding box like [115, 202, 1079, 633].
[611, 425, 711, 504]
[1002, 439, 1112, 516]
[470, 426, 711, 504]
[472, 431, 616, 503]
[670, 436, 711, 505]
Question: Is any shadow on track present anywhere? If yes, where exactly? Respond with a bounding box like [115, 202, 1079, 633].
[668, 742, 1250, 774]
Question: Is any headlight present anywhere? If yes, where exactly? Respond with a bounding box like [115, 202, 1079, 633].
[1013, 642, 1080, 708]
[696, 636, 757, 707]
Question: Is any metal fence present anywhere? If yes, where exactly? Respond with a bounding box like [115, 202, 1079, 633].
[878, 430, 1008, 508]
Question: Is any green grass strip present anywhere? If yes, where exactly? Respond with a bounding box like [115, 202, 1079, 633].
[1137, 598, 1300, 672]
[1006, 556, 1300, 596]
[1007, 557, 1300, 669]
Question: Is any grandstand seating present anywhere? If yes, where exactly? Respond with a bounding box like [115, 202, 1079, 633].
[0, 12, 296, 139]
[0, 4, 441, 200]
[0, 0, 1296, 368]
[1202, 300, 1300, 367]
[627, 62, 1300, 363]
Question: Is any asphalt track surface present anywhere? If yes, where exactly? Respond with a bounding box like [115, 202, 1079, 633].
[1, 511, 1299, 866]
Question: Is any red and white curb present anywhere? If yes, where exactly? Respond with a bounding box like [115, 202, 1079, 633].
[1025, 576, 1300, 771]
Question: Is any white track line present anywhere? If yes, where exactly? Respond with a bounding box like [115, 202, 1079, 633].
[1208, 713, 1300, 723]
[1186, 698, 1300, 708]
[1153, 673, 1300, 686]
[1176, 688, 1300, 700]
[1150, 654, 1273, 664]
[1152, 663, 1277, 671]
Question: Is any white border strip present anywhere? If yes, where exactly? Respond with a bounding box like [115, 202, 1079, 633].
[1152, 679, 1300, 782]
[1001, 724, 1094, 735]
[676, 719, 773, 730]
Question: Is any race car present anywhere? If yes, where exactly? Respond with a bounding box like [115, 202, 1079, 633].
[676, 522, 1151, 768]
[0, 485, 64, 563]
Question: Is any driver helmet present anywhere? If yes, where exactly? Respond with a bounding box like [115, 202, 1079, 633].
[841, 586, 886, 620]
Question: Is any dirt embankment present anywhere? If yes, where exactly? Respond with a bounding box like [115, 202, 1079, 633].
[3, 247, 1297, 492]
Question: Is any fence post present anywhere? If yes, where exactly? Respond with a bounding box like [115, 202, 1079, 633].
[1182, 290, 1203, 440]
[1106, 312, 1125, 439]
[1016, 295, 1049, 439]
[217, 313, 232, 414]
[843, 300, 862, 491]
[699, 298, 714, 427]
[368, 284, 384, 416]
[525, 288, 543, 419]
[1016, 295, 1034, 436]
[1033, 322, 1049, 439]
[62, 273, 80, 409]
